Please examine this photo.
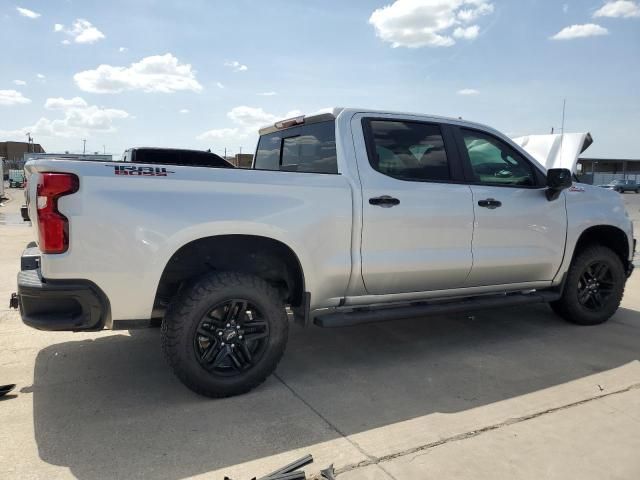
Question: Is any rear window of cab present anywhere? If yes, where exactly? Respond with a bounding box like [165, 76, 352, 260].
[253, 121, 338, 174]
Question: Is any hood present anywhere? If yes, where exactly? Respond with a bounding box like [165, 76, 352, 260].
[511, 132, 593, 173]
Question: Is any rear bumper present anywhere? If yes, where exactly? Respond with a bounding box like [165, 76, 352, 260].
[16, 247, 110, 331]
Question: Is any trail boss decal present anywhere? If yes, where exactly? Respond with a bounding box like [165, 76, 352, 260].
[107, 165, 175, 176]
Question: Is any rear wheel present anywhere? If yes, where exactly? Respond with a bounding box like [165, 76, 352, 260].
[550, 245, 625, 325]
[161, 271, 288, 397]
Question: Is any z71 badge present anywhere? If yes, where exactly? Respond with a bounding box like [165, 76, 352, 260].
[107, 165, 175, 176]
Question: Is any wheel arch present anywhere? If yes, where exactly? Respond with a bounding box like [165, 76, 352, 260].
[571, 225, 630, 266]
[154, 234, 306, 315]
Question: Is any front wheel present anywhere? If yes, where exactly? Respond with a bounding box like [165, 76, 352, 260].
[550, 245, 625, 325]
[161, 271, 288, 397]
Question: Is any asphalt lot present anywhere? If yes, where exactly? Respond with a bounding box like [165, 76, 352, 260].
[1, 185, 639, 479]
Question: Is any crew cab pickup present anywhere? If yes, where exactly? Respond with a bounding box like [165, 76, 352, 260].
[13, 108, 636, 397]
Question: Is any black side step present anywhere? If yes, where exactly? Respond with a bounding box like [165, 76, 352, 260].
[314, 291, 561, 328]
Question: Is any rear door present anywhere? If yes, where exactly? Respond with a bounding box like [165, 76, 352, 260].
[353, 114, 474, 295]
[455, 127, 567, 286]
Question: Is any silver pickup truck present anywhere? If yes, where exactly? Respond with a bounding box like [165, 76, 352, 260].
[13, 108, 635, 397]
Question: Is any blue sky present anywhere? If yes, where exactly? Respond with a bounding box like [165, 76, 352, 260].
[1, 0, 639, 159]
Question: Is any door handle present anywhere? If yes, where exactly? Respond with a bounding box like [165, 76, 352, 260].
[369, 195, 400, 208]
[478, 198, 502, 209]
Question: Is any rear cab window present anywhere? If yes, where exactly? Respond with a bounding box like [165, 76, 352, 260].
[254, 121, 338, 174]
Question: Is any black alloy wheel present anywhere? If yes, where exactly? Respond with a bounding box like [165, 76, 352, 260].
[576, 261, 616, 312]
[549, 245, 625, 325]
[162, 271, 288, 397]
[193, 299, 269, 376]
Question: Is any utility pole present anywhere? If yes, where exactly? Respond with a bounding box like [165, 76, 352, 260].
[224, 147, 227, 158]
[82, 139, 87, 155]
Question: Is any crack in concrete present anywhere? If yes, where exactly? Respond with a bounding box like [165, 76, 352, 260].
[273, 372, 377, 464]
[333, 382, 640, 477]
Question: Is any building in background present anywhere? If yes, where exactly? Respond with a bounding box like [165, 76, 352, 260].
[577, 158, 640, 185]
[229, 153, 253, 168]
[0, 141, 45, 170]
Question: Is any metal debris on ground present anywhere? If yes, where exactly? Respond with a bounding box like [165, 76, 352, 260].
[0, 384, 16, 398]
[224, 454, 314, 480]
[319, 464, 336, 480]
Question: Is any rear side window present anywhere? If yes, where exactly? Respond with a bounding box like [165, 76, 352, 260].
[254, 121, 337, 174]
[364, 120, 451, 182]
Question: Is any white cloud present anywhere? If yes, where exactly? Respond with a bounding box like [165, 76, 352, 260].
[45, 97, 88, 109]
[224, 60, 248, 72]
[0, 97, 129, 139]
[74, 53, 203, 94]
[594, 0, 640, 18]
[551, 23, 609, 40]
[215, 82, 225, 89]
[369, 0, 494, 48]
[36, 73, 46, 79]
[457, 88, 480, 95]
[179, 108, 190, 114]
[119, 46, 128, 52]
[257, 91, 277, 96]
[227, 106, 280, 128]
[13, 79, 27, 86]
[61, 39, 71, 45]
[54, 19, 105, 44]
[453, 25, 479, 39]
[16, 7, 40, 19]
[563, 3, 569, 13]
[0, 90, 31, 106]
[197, 127, 241, 141]
[197, 106, 302, 142]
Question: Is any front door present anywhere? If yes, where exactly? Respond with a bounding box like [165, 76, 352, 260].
[354, 115, 475, 295]
[457, 128, 567, 286]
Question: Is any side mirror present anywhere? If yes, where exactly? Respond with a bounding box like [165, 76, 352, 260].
[546, 168, 572, 200]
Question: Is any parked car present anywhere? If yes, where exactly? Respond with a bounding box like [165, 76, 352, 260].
[122, 147, 233, 168]
[598, 179, 639, 193]
[8, 169, 25, 188]
[12, 108, 636, 398]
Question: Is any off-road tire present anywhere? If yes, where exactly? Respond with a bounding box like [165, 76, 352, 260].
[550, 245, 625, 325]
[161, 271, 288, 397]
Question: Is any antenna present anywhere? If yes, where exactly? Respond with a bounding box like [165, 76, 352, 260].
[559, 99, 567, 165]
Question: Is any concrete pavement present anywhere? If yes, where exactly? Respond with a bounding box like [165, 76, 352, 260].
[1, 186, 639, 479]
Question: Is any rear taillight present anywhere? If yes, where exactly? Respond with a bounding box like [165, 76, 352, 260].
[36, 173, 79, 254]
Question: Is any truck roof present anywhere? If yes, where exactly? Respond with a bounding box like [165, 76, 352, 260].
[259, 107, 499, 136]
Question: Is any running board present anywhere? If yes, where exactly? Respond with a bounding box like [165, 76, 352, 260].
[314, 291, 561, 328]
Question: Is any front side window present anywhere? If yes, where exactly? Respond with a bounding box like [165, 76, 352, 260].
[461, 130, 537, 187]
[254, 121, 337, 173]
[366, 120, 451, 182]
